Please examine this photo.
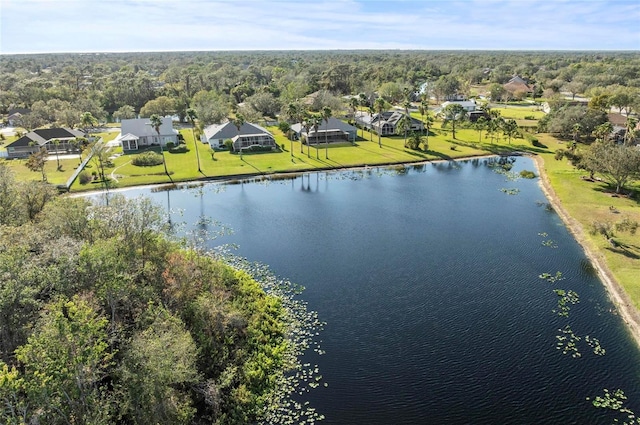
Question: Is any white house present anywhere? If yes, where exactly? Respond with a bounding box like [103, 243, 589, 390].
[201, 121, 276, 152]
[115, 117, 179, 151]
[441, 100, 478, 112]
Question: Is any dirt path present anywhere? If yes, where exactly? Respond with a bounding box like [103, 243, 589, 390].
[533, 155, 640, 349]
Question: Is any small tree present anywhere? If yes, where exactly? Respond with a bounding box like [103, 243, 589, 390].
[26, 147, 48, 182]
[149, 114, 169, 177]
[441, 103, 467, 139]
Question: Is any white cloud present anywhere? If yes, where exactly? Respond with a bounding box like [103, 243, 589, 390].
[1, 0, 638, 53]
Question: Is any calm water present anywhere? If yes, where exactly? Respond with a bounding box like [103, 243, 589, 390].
[118, 157, 640, 424]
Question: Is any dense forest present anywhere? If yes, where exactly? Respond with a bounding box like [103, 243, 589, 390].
[1, 50, 639, 131]
[0, 163, 324, 424]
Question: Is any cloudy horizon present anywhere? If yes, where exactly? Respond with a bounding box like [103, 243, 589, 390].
[1, 0, 639, 54]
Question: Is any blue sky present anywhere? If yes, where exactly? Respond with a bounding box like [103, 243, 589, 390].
[1, 0, 639, 53]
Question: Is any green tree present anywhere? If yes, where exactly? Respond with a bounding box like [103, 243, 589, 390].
[396, 114, 411, 147]
[593, 122, 613, 142]
[186, 108, 201, 172]
[374, 97, 387, 148]
[581, 141, 640, 193]
[140, 96, 176, 118]
[12, 296, 115, 425]
[441, 103, 467, 139]
[311, 114, 322, 159]
[473, 116, 487, 142]
[52, 138, 61, 170]
[80, 111, 98, 135]
[322, 106, 332, 159]
[25, 147, 48, 182]
[232, 113, 245, 157]
[286, 102, 300, 156]
[302, 113, 313, 158]
[149, 114, 169, 177]
[113, 104, 136, 121]
[118, 305, 199, 425]
[503, 119, 519, 144]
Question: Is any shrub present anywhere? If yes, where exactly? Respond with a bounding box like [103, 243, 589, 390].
[132, 151, 164, 166]
[165, 142, 175, 150]
[224, 139, 234, 151]
[78, 171, 92, 184]
[524, 115, 536, 120]
[278, 122, 291, 133]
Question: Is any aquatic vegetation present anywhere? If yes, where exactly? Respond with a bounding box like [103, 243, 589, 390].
[541, 239, 558, 248]
[214, 248, 326, 424]
[585, 335, 606, 356]
[588, 389, 637, 424]
[553, 289, 579, 317]
[556, 325, 581, 358]
[500, 187, 520, 195]
[539, 271, 564, 283]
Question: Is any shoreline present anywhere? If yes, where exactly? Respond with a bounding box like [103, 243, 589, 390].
[533, 155, 640, 349]
[70, 153, 640, 347]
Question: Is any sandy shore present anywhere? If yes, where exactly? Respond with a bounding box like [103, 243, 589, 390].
[533, 155, 640, 349]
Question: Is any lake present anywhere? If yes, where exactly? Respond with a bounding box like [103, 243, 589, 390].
[117, 156, 640, 424]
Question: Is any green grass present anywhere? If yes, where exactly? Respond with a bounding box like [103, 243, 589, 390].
[492, 107, 546, 120]
[536, 134, 640, 310]
[2, 156, 83, 185]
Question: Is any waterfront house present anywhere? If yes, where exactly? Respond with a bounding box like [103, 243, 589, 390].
[115, 117, 179, 151]
[355, 110, 424, 136]
[291, 117, 357, 145]
[5, 127, 86, 159]
[201, 121, 276, 152]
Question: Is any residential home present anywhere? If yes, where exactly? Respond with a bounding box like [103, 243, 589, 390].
[115, 117, 178, 151]
[441, 100, 478, 112]
[5, 127, 85, 159]
[6, 107, 31, 126]
[291, 117, 357, 145]
[355, 110, 424, 136]
[201, 121, 276, 152]
[503, 75, 534, 97]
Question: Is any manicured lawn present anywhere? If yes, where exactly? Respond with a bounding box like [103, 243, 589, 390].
[3, 156, 83, 186]
[537, 134, 640, 309]
[492, 106, 546, 120]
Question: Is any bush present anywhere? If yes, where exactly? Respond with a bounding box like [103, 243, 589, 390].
[524, 115, 536, 120]
[165, 142, 175, 150]
[132, 151, 164, 166]
[78, 171, 92, 185]
[224, 139, 233, 151]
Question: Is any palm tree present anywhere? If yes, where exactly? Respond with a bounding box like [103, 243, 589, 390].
[396, 115, 411, 147]
[349, 97, 359, 125]
[287, 103, 299, 157]
[52, 139, 61, 170]
[302, 113, 313, 158]
[232, 113, 245, 158]
[572, 123, 583, 144]
[322, 106, 332, 159]
[593, 122, 613, 142]
[423, 112, 434, 148]
[80, 111, 97, 135]
[401, 99, 412, 144]
[374, 97, 386, 148]
[624, 116, 638, 145]
[418, 99, 428, 132]
[311, 114, 322, 159]
[186, 108, 201, 172]
[358, 93, 368, 139]
[149, 114, 169, 177]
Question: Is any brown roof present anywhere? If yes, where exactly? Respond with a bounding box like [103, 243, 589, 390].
[607, 113, 627, 126]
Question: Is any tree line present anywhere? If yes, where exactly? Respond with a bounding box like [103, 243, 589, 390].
[0, 163, 310, 424]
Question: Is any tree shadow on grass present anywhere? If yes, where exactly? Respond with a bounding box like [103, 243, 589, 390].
[606, 242, 640, 260]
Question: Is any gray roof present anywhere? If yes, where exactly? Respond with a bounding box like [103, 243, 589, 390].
[6, 127, 85, 148]
[355, 110, 422, 127]
[203, 121, 273, 141]
[120, 117, 177, 138]
[291, 117, 356, 135]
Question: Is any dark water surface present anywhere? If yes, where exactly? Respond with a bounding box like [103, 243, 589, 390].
[119, 157, 640, 424]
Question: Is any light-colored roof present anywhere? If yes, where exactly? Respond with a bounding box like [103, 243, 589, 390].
[442, 100, 477, 108]
[116, 133, 140, 141]
[120, 117, 177, 138]
[203, 121, 273, 141]
[291, 117, 356, 135]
